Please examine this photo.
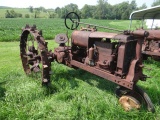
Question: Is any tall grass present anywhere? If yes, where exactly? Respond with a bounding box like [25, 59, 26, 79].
[0, 40, 159, 120]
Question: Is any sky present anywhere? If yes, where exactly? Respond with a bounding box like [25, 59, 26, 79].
[0, 0, 154, 9]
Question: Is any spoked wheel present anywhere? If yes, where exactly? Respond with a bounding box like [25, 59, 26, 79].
[20, 24, 51, 85]
[116, 85, 155, 112]
[64, 12, 80, 30]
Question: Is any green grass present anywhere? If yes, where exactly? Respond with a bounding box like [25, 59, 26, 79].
[0, 40, 160, 120]
[0, 18, 140, 42]
[0, 18, 67, 42]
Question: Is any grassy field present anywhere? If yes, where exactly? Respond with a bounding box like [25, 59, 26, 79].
[0, 18, 140, 42]
[0, 18, 159, 119]
[0, 40, 160, 120]
[0, 8, 49, 18]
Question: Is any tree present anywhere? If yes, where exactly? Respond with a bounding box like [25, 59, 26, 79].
[10, 9, 17, 18]
[105, 3, 113, 19]
[34, 8, 40, 18]
[55, 7, 61, 18]
[5, 10, 11, 18]
[60, 3, 80, 18]
[39, 6, 46, 12]
[120, 2, 130, 19]
[60, 7, 67, 18]
[152, 0, 160, 6]
[81, 4, 94, 18]
[112, 4, 119, 19]
[112, 0, 137, 20]
[29, 6, 33, 13]
[94, 0, 108, 19]
[114, 2, 129, 20]
[138, 3, 147, 10]
[5, 9, 22, 18]
[130, 0, 137, 10]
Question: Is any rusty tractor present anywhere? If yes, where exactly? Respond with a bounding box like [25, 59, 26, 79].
[129, 5, 160, 61]
[20, 12, 155, 112]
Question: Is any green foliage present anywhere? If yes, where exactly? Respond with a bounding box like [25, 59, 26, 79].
[80, 0, 139, 20]
[38, 6, 46, 12]
[34, 8, 41, 18]
[113, 0, 137, 20]
[81, 4, 95, 19]
[60, 3, 80, 18]
[5, 9, 22, 18]
[29, 6, 33, 13]
[48, 11, 56, 18]
[55, 7, 61, 18]
[17, 13, 22, 17]
[5, 10, 10, 18]
[94, 0, 108, 19]
[25, 14, 30, 18]
[0, 41, 159, 119]
[138, 3, 147, 10]
[152, 0, 160, 7]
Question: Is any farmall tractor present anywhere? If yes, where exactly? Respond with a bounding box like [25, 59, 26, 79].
[20, 12, 155, 112]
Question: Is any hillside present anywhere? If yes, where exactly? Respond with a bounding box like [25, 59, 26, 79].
[0, 7, 49, 18]
[0, 6, 12, 9]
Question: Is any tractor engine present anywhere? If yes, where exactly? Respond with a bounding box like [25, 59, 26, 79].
[54, 30, 140, 80]
[71, 31, 118, 73]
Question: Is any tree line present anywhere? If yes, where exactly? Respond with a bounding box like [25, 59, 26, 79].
[5, 0, 160, 19]
[5, 9, 22, 18]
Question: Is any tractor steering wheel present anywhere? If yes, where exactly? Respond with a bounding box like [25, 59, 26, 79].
[64, 12, 80, 30]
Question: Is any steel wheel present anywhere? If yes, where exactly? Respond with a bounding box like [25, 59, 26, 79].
[116, 85, 155, 112]
[20, 25, 51, 85]
[119, 95, 141, 111]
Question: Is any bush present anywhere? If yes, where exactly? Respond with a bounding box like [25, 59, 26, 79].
[25, 14, 30, 18]
[17, 13, 22, 18]
[5, 9, 22, 18]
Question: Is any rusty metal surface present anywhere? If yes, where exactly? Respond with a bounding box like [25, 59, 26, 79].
[131, 30, 149, 37]
[89, 32, 118, 38]
[116, 43, 125, 75]
[113, 34, 132, 41]
[20, 25, 51, 85]
[142, 51, 160, 56]
[71, 60, 134, 89]
[146, 30, 160, 40]
[55, 34, 68, 44]
[71, 30, 91, 47]
[141, 29, 160, 61]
